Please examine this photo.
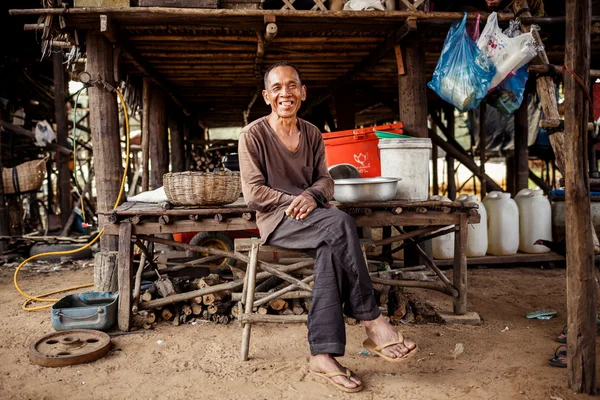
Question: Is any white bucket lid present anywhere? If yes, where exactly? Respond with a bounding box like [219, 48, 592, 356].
[378, 138, 432, 149]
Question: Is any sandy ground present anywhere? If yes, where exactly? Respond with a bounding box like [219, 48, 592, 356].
[1, 262, 599, 400]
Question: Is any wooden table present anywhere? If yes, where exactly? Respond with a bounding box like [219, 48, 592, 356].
[101, 199, 480, 330]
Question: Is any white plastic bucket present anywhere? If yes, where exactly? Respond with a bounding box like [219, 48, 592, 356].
[378, 138, 432, 201]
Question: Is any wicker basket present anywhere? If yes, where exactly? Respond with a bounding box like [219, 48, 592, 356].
[163, 171, 242, 206]
[2, 158, 47, 195]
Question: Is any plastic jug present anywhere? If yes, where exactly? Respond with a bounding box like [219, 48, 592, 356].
[483, 192, 519, 256]
[431, 195, 455, 259]
[457, 194, 488, 257]
[514, 189, 552, 253]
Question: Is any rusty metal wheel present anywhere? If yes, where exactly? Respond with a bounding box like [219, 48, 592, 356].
[29, 330, 111, 367]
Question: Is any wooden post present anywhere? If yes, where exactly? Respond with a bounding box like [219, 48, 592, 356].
[506, 156, 515, 194]
[431, 121, 439, 196]
[241, 240, 259, 361]
[149, 83, 168, 189]
[398, 37, 427, 138]
[479, 103, 487, 196]
[86, 31, 122, 251]
[445, 108, 456, 199]
[54, 52, 72, 228]
[141, 77, 150, 192]
[453, 214, 468, 314]
[171, 118, 185, 173]
[514, 95, 529, 192]
[334, 86, 355, 130]
[94, 251, 119, 292]
[117, 222, 133, 331]
[564, 0, 596, 393]
[0, 157, 9, 251]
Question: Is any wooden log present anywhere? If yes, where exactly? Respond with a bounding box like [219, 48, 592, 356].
[131, 248, 146, 313]
[213, 213, 224, 223]
[161, 307, 174, 321]
[172, 308, 181, 326]
[563, 0, 597, 392]
[370, 276, 456, 296]
[145, 311, 157, 324]
[202, 290, 230, 305]
[257, 306, 268, 315]
[141, 291, 153, 302]
[117, 223, 133, 331]
[87, 31, 122, 251]
[181, 303, 193, 316]
[241, 240, 259, 361]
[268, 299, 288, 311]
[242, 212, 253, 221]
[158, 215, 170, 225]
[254, 275, 314, 308]
[155, 277, 177, 297]
[94, 251, 119, 293]
[191, 303, 203, 315]
[291, 299, 304, 315]
[149, 83, 168, 189]
[304, 299, 312, 312]
[391, 289, 408, 319]
[208, 301, 233, 315]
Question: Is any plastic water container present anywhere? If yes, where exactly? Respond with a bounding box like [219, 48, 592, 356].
[378, 138, 432, 200]
[515, 189, 552, 253]
[457, 194, 488, 257]
[483, 192, 519, 256]
[431, 195, 455, 259]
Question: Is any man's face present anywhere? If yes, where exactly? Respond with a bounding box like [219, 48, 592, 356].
[262, 66, 307, 118]
[485, 0, 503, 8]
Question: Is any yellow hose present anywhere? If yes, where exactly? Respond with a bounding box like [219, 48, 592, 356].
[15, 88, 130, 311]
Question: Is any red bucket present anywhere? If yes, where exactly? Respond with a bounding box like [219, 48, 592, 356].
[322, 123, 404, 177]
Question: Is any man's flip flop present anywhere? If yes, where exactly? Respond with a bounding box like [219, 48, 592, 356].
[310, 368, 363, 393]
[362, 338, 419, 362]
[548, 345, 567, 368]
[556, 325, 567, 344]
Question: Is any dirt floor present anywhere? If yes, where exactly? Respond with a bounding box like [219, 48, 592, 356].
[1, 261, 599, 400]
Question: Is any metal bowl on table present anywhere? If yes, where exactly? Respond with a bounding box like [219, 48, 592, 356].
[333, 177, 401, 203]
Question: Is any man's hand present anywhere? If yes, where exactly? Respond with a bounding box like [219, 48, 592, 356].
[285, 193, 317, 220]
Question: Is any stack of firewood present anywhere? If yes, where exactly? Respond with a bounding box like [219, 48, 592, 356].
[134, 271, 439, 329]
[191, 144, 235, 172]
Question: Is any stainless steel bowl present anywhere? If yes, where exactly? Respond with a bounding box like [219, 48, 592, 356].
[333, 177, 401, 203]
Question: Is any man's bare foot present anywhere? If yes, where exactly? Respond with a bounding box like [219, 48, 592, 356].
[362, 315, 416, 359]
[309, 354, 361, 389]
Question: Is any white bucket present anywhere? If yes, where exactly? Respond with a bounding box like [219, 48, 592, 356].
[378, 138, 432, 201]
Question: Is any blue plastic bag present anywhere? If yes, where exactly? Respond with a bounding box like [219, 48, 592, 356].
[485, 65, 529, 116]
[428, 14, 496, 112]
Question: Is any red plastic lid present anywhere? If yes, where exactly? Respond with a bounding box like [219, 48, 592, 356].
[322, 122, 404, 140]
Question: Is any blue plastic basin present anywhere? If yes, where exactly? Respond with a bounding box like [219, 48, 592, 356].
[51, 292, 118, 331]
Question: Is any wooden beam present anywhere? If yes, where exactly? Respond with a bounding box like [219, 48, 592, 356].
[564, 0, 596, 393]
[301, 18, 417, 115]
[0, 121, 71, 156]
[54, 52, 72, 228]
[528, 65, 600, 79]
[86, 30, 122, 251]
[99, 14, 191, 117]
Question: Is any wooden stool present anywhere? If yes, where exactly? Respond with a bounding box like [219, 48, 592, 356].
[235, 238, 374, 361]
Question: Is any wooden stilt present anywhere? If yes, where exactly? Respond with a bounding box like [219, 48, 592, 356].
[398, 36, 427, 138]
[171, 119, 185, 173]
[141, 77, 150, 192]
[445, 108, 456, 199]
[53, 52, 71, 228]
[334, 86, 355, 130]
[149, 83, 168, 189]
[564, 0, 596, 392]
[0, 159, 8, 251]
[431, 117, 439, 196]
[514, 95, 529, 192]
[478, 103, 487, 196]
[86, 31, 122, 251]
[453, 214, 468, 315]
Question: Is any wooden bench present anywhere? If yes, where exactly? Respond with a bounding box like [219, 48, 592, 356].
[234, 237, 374, 361]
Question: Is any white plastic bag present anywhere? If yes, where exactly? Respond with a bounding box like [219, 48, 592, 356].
[34, 120, 56, 147]
[127, 186, 168, 203]
[477, 13, 540, 88]
[343, 0, 384, 11]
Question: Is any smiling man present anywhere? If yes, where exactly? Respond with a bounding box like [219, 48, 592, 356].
[238, 62, 418, 393]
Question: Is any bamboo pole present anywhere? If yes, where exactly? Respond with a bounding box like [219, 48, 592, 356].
[141, 77, 150, 192]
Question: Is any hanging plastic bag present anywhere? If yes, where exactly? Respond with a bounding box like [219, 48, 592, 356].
[486, 65, 529, 116]
[428, 14, 496, 112]
[467, 12, 481, 42]
[477, 12, 540, 89]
